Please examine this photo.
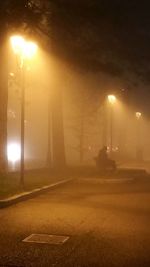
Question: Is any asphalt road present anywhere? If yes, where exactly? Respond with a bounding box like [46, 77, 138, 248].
[0, 178, 150, 267]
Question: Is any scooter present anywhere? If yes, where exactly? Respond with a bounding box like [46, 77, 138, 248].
[94, 156, 116, 171]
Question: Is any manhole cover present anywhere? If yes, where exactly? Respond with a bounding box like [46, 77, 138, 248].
[23, 234, 69, 245]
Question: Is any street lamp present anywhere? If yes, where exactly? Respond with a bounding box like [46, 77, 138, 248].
[7, 142, 21, 170]
[107, 95, 116, 153]
[108, 95, 116, 105]
[10, 35, 38, 187]
[135, 112, 141, 120]
[135, 111, 142, 161]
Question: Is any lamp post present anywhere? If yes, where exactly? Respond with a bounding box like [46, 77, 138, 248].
[135, 112, 142, 161]
[107, 95, 116, 154]
[10, 35, 37, 187]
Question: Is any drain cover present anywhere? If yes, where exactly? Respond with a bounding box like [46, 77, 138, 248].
[23, 234, 69, 245]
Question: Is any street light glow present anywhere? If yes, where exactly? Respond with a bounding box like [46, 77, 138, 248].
[136, 112, 142, 119]
[108, 95, 116, 104]
[10, 35, 38, 59]
[7, 143, 21, 163]
[9, 72, 15, 77]
[10, 35, 25, 55]
[23, 41, 38, 59]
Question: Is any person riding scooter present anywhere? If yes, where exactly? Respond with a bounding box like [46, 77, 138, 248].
[95, 146, 116, 171]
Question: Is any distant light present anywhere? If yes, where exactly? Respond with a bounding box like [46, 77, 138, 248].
[9, 72, 15, 77]
[7, 143, 21, 163]
[7, 109, 16, 119]
[135, 112, 142, 119]
[113, 146, 119, 152]
[108, 95, 116, 104]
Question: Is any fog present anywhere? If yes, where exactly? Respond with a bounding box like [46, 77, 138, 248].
[7, 44, 150, 170]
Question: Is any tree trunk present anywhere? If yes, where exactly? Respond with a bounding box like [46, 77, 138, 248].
[0, 34, 8, 173]
[46, 91, 52, 168]
[79, 115, 84, 164]
[79, 93, 86, 165]
[51, 86, 66, 169]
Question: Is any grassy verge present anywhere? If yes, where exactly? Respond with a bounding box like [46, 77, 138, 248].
[0, 169, 66, 200]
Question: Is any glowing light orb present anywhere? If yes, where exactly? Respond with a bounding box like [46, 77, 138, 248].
[135, 112, 142, 119]
[23, 41, 38, 59]
[10, 35, 38, 59]
[10, 35, 25, 55]
[108, 95, 116, 104]
[7, 143, 21, 163]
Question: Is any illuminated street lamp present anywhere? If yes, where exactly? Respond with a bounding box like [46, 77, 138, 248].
[10, 35, 38, 187]
[135, 111, 142, 161]
[10, 36, 37, 57]
[107, 95, 116, 153]
[135, 112, 142, 120]
[108, 94, 116, 105]
[7, 142, 21, 170]
[10, 36, 25, 56]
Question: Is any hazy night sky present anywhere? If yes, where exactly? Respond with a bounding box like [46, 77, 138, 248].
[5, 1, 150, 114]
[48, 0, 150, 115]
[4, 0, 150, 166]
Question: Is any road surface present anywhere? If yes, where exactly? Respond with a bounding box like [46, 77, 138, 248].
[0, 177, 150, 266]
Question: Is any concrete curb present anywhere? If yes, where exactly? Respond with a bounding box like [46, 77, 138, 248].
[78, 177, 135, 184]
[0, 178, 73, 209]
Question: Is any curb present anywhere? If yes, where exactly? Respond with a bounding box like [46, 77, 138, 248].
[78, 177, 135, 184]
[0, 178, 73, 209]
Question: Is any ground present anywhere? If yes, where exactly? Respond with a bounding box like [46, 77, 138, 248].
[0, 177, 150, 266]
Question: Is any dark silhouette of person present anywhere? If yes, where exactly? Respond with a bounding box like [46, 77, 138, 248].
[96, 146, 116, 171]
[98, 146, 108, 163]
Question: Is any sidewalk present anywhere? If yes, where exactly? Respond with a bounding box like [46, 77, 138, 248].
[0, 166, 149, 209]
[0, 177, 73, 209]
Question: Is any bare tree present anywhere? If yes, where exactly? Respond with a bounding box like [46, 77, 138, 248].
[65, 85, 104, 164]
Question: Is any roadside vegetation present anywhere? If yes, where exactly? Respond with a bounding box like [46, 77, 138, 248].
[0, 169, 65, 200]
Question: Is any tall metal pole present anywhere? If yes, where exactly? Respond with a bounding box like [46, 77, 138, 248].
[136, 117, 141, 161]
[135, 112, 142, 161]
[102, 102, 107, 147]
[47, 90, 52, 168]
[107, 95, 116, 154]
[110, 105, 113, 154]
[10, 35, 38, 187]
[20, 63, 25, 187]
